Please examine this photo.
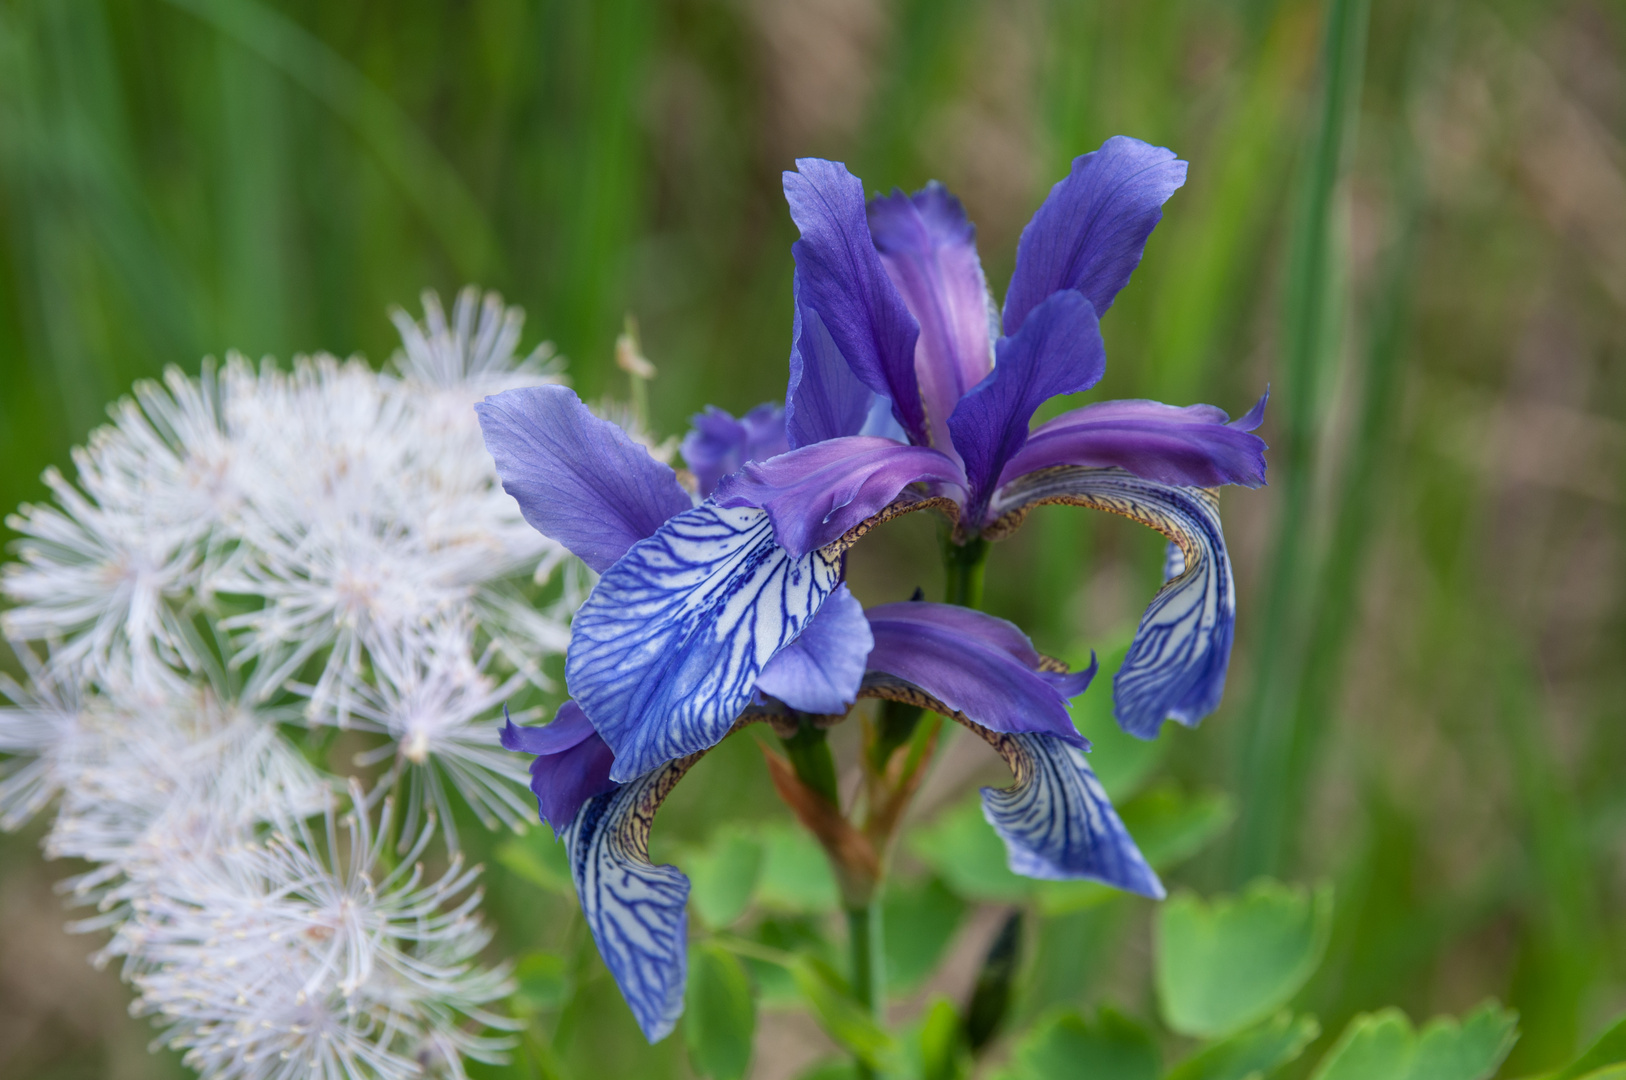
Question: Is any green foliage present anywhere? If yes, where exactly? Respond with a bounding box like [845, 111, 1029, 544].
[882, 877, 966, 993]
[1307, 1002, 1518, 1080]
[495, 831, 573, 897]
[756, 823, 841, 914]
[685, 944, 756, 1080]
[1155, 880, 1333, 1038]
[790, 956, 899, 1072]
[1164, 1012, 1321, 1080]
[909, 798, 1032, 903]
[685, 827, 764, 930]
[911, 997, 970, 1080]
[1069, 638, 1166, 801]
[511, 951, 571, 1015]
[994, 1006, 1159, 1080]
[1548, 1014, 1626, 1080]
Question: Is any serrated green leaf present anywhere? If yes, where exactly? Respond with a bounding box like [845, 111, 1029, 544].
[686, 943, 756, 1080]
[495, 832, 574, 897]
[1155, 880, 1332, 1038]
[686, 827, 763, 929]
[883, 876, 965, 992]
[1164, 1012, 1321, 1080]
[756, 823, 840, 914]
[1551, 1013, 1626, 1080]
[992, 1006, 1159, 1080]
[1309, 1002, 1518, 1080]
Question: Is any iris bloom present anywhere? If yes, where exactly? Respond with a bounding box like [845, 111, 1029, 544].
[484, 385, 1159, 1039]
[480, 138, 1264, 795]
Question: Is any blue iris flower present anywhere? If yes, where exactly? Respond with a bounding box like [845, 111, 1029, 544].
[502, 594, 1159, 1042]
[712, 136, 1269, 738]
[479, 138, 1266, 776]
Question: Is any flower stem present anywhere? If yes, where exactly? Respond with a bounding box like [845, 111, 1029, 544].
[942, 535, 990, 609]
[778, 713, 841, 807]
[846, 899, 884, 1075]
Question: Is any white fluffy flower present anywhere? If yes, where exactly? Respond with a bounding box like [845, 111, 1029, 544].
[124, 785, 514, 1080]
[0, 286, 571, 1080]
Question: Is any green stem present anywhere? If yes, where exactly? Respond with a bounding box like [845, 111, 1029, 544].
[942, 534, 989, 609]
[846, 900, 884, 1025]
[778, 713, 841, 807]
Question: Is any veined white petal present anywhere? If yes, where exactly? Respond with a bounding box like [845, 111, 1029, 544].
[987, 467, 1234, 738]
[567, 503, 842, 780]
[563, 759, 698, 1042]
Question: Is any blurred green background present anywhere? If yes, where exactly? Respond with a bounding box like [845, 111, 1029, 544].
[1, 0, 1622, 1077]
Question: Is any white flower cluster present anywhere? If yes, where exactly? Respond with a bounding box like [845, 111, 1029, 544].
[0, 287, 575, 1079]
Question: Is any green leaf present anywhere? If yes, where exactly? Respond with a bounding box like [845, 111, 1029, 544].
[1551, 1014, 1626, 1080]
[908, 798, 1032, 903]
[1155, 880, 1332, 1038]
[883, 877, 966, 992]
[1309, 1002, 1518, 1080]
[686, 944, 756, 1080]
[510, 951, 571, 1014]
[1067, 637, 1166, 801]
[495, 833, 574, 897]
[1165, 1012, 1321, 1080]
[790, 955, 899, 1070]
[908, 996, 969, 1080]
[993, 1006, 1159, 1080]
[756, 823, 841, 914]
[686, 827, 763, 930]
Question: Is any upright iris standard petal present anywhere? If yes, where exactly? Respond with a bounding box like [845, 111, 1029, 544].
[476, 385, 693, 573]
[947, 289, 1107, 518]
[975, 729, 1163, 896]
[868, 184, 993, 449]
[681, 403, 790, 497]
[786, 288, 883, 449]
[715, 436, 966, 558]
[997, 396, 1269, 491]
[986, 467, 1235, 738]
[564, 755, 700, 1042]
[502, 701, 618, 837]
[863, 602, 1088, 747]
[756, 585, 873, 714]
[567, 503, 843, 780]
[1002, 136, 1187, 335]
[784, 159, 928, 445]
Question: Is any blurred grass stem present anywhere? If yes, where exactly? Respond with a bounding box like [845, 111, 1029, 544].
[1234, 0, 1369, 881]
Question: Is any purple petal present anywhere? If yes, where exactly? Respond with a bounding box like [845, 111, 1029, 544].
[714, 436, 966, 558]
[1230, 388, 1270, 432]
[756, 585, 873, 714]
[860, 600, 1042, 669]
[786, 287, 879, 448]
[996, 397, 1269, 492]
[1003, 137, 1187, 335]
[1041, 653, 1099, 700]
[476, 386, 693, 573]
[868, 184, 993, 450]
[784, 159, 927, 445]
[864, 602, 1089, 747]
[948, 289, 1106, 518]
[501, 701, 596, 756]
[681, 403, 790, 497]
[505, 701, 619, 837]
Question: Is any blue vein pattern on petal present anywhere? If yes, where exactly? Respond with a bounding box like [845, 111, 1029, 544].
[985, 467, 1234, 739]
[856, 674, 1159, 898]
[978, 730, 1162, 897]
[567, 502, 844, 780]
[564, 755, 698, 1042]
